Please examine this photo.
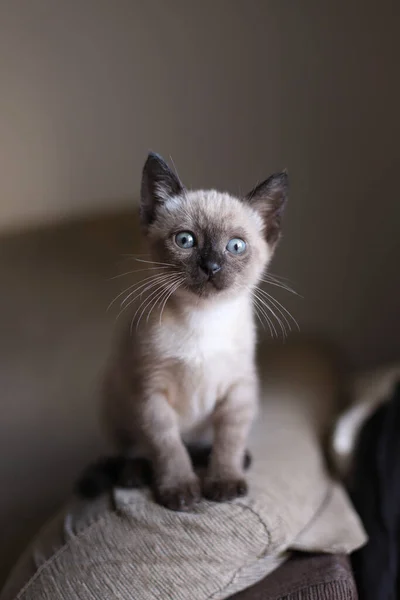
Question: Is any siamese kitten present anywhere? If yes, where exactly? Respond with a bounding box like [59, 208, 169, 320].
[102, 152, 288, 511]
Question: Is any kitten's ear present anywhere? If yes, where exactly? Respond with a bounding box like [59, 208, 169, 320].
[140, 152, 184, 227]
[245, 171, 288, 245]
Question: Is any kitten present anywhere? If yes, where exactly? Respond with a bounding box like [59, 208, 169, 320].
[102, 152, 288, 511]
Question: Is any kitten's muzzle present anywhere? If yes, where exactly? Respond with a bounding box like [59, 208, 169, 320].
[199, 259, 222, 280]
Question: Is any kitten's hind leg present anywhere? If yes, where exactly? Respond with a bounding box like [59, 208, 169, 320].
[116, 457, 153, 488]
[74, 455, 131, 499]
[187, 444, 252, 471]
[75, 446, 251, 501]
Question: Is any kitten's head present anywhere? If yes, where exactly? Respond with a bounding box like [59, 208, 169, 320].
[140, 152, 288, 300]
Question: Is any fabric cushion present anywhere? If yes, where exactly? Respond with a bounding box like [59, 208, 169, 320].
[0, 341, 366, 600]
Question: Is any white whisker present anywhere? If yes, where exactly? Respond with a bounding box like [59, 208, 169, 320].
[134, 275, 184, 331]
[257, 287, 300, 332]
[134, 258, 175, 267]
[260, 277, 300, 296]
[253, 305, 266, 331]
[107, 272, 172, 312]
[120, 273, 174, 308]
[117, 281, 164, 323]
[159, 278, 185, 325]
[134, 283, 169, 333]
[259, 296, 287, 338]
[251, 295, 268, 333]
[109, 266, 172, 280]
[119, 275, 176, 321]
[120, 253, 151, 258]
[253, 291, 278, 338]
[146, 276, 185, 324]
[267, 272, 293, 284]
[145, 284, 174, 324]
[113, 275, 173, 322]
[256, 288, 291, 334]
[169, 154, 182, 184]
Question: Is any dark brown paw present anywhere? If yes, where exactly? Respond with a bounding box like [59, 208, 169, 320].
[203, 477, 248, 502]
[156, 478, 201, 512]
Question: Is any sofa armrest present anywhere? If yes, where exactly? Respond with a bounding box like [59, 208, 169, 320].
[230, 553, 357, 600]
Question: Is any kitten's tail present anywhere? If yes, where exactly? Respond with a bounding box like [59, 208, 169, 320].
[74, 456, 152, 499]
[75, 447, 252, 499]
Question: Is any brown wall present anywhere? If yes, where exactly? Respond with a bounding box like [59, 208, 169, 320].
[1, 1, 399, 365]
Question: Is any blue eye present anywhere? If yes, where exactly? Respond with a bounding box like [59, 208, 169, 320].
[175, 231, 195, 249]
[226, 238, 246, 254]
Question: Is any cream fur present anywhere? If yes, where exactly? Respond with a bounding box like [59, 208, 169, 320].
[102, 156, 287, 510]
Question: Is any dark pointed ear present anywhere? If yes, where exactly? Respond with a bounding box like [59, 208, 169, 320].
[245, 171, 288, 245]
[140, 152, 184, 227]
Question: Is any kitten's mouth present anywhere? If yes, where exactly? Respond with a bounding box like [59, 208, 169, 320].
[191, 278, 225, 297]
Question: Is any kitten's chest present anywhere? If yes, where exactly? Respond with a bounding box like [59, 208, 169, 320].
[154, 300, 255, 431]
[158, 300, 253, 367]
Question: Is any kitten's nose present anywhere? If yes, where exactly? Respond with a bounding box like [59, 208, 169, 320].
[199, 260, 221, 279]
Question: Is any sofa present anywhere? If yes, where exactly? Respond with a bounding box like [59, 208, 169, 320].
[0, 212, 367, 598]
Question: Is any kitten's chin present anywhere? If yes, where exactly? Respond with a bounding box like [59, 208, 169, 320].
[176, 280, 239, 303]
[176, 284, 219, 302]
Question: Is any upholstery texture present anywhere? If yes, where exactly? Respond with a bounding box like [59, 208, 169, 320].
[1, 344, 366, 600]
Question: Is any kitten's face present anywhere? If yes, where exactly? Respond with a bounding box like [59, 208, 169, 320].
[148, 191, 269, 298]
[140, 153, 288, 301]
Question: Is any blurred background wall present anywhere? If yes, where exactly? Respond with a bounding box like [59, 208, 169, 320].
[0, 0, 399, 587]
[1, 0, 399, 364]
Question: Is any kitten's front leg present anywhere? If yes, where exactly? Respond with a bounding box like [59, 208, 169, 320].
[142, 393, 200, 511]
[204, 379, 258, 502]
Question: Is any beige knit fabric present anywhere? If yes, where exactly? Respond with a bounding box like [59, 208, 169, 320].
[0, 343, 367, 600]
